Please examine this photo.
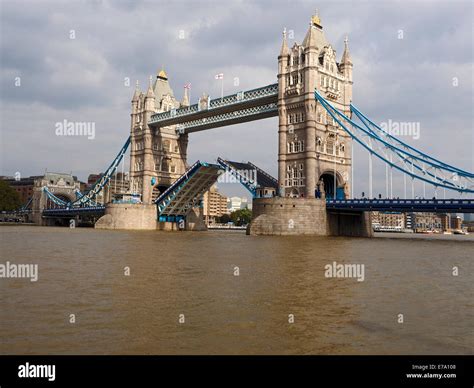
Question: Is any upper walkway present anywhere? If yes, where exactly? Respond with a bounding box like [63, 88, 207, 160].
[148, 83, 278, 133]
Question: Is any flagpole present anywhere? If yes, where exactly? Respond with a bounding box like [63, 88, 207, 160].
[221, 77, 224, 100]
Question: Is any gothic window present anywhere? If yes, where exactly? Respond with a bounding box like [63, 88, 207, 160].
[301, 53, 305, 64]
[340, 143, 345, 154]
[290, 142, 294, 153]
[295, 142, 300, 152]
[292, 167, 298, 179]
[170, 165, 176, 173]
[326, 135, 335, 155]
[161, 159, 169, 172]
[301, 140, 305, 151]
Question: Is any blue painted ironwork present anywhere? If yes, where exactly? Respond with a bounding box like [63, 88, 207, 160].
[43, 187, 69, 206]
[43, 137, 131, 208]
[171, 103, 278, 133]
[351, 104, 473, 177]
[149, 83, 278, 127]
[20, 197, 33, 211]
[216, 158, 279, 198]
[72, 136, 130, 206]
[155, 161, 224, 217]
[326, 198, 474, 213]
[42, 206, 106, 217]
[217, 158, 258, 197]
[315, 91, 474, 193]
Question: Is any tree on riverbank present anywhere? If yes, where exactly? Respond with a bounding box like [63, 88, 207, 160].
[0, 181, 22, 211]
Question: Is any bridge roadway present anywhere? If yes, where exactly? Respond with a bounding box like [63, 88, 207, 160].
[40, 199, 474, 220]
[326, 199, 474, 213]
[148, 83, 278, 133]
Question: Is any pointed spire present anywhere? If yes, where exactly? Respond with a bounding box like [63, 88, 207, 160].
[132, 80, 140, 102]
[182, 86, 190, 107]
[280, 28, 289, 56]
[146, 75, 155, 98]
[341, 35, 352, 65]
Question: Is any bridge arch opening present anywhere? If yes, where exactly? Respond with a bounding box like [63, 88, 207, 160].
[318, 171, 345, 200]
[152, 184, 169, 202]
[45, 193, 74, 209]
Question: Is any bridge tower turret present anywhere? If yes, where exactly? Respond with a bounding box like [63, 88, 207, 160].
[277, 12, 353, 199]
[129, 68, 189, 205]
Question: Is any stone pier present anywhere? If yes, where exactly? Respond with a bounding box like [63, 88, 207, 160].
[248, 197, 372, 237]
[95, 203, 207, 231]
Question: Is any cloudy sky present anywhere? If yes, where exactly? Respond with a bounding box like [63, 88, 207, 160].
[1, 0, 472, 198]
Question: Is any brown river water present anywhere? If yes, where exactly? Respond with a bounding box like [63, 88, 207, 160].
[0, 225, 473, 355]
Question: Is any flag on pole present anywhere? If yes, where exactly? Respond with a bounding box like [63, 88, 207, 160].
[214, 73, 224, 80]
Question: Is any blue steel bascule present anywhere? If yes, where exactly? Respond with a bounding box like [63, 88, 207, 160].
[38, 12, 474, 228]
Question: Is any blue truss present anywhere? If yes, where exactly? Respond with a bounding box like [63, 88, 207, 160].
[20, 197, 33, 211]
[43, 187, 69, 206]
[216, 158, 257, 197]
[315, 91, 474, 194]
[43, 136, 131, 208]
[155, 160, 224, 217]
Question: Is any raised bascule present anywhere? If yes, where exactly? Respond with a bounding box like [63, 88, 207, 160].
[30, 12, 474, 235]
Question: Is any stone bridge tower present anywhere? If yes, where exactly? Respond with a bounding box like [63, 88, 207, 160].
[277, 12, 353, 199]
[129, 69, 190, 204]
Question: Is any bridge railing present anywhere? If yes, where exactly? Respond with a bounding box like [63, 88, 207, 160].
[327, 199, 474, 205]
[149, 83, 278, 125]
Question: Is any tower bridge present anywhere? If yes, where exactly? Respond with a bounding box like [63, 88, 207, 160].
[32, 11, 474, 235]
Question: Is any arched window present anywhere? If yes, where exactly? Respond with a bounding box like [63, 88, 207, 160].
[290, 142, 294, 153]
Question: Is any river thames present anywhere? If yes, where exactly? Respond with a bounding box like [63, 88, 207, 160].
[1, 225, 473, 355]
